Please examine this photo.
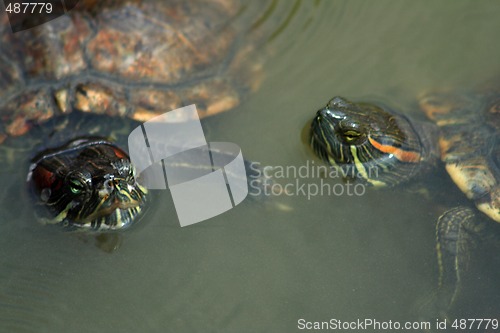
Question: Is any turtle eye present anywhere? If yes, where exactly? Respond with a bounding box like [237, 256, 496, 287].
[67, 172, 91, 195]
[69, 179, 86, 194]
[342, 130, 361, 142]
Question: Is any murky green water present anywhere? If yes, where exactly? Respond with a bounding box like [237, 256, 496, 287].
[1, 1, 500, 332]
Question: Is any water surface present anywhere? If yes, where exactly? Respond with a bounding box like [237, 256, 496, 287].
[2, 1, 500, 332]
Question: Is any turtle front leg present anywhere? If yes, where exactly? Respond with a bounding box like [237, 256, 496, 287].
[435, 206, 487, 312]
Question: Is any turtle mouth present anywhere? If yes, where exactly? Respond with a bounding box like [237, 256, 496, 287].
[93, 199, 142, 219]
[81, 183, 148, 231]
[47, 200, 145, 232]
[75, 198, 145, 231]
[66, 179, 148, 231]
[108, 199, 140, 212]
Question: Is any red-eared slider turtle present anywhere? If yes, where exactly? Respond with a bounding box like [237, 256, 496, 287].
[309, 90, 499, 312]
[0, 0, 265, 239]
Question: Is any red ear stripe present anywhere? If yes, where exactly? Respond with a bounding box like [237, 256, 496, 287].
[31, 166, 56, 191]
[368, 137, 421, 163]
[111, 146, 127, 159]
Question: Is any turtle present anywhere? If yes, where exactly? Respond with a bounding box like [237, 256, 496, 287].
[309, 89, 499, 314]
[0, 0, 266, 243]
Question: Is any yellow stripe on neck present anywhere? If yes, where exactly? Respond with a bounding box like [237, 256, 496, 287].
[350, 146, 386, 187]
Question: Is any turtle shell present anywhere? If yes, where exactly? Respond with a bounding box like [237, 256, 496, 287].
[0, 0, 264, 143]
[419, 87, 500, 223]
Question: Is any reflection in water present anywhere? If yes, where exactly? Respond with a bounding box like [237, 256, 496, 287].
[249, 0, 325, 45]
[251, 0, 305, 42]
[1, 0, 500, 332]
[0, 262, 68, 332]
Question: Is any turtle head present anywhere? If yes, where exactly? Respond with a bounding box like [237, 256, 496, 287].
[28, 139, 148, 231]
[310, 96, 424, 187]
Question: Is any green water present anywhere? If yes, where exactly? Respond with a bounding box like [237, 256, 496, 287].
[1, 1, 500, 332]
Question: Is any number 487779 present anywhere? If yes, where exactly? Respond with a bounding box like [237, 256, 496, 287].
[6, 2, 53, 14]
[451, 319, 499, 330]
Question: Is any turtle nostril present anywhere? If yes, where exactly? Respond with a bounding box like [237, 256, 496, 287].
[317, 108, 330, 119]
[104, 179, 114, 191]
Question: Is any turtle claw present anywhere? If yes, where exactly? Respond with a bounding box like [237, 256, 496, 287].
[435, 206, 486, 312]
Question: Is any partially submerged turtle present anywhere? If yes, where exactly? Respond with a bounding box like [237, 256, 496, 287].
[309, 89, 499, 311]
[0, 0, 264, 237]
